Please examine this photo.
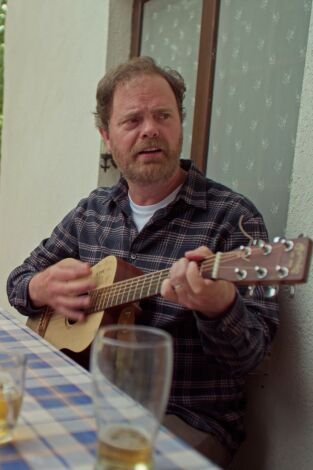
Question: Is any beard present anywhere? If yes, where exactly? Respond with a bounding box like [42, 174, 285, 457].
[110, 134, 183, 185]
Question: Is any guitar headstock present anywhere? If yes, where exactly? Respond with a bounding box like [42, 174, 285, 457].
[213, 237, 312, 285]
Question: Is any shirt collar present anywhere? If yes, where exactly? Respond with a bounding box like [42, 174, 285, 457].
[105, 159, 211, 211]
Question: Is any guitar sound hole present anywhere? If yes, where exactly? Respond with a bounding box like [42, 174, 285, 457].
[65, 318, 78, 327]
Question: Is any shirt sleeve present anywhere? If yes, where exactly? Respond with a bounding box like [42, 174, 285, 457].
[194, 286, 278, 377]
[7, 206, 80, 316]
[194, 210, 279, 377]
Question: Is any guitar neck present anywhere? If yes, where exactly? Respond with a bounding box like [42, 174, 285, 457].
[86, 251, 247, 314]
[86, 236, 312, 314]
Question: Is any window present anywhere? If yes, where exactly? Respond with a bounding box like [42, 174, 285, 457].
[131, 0, 312, 238]
[131, 0, 219, 171]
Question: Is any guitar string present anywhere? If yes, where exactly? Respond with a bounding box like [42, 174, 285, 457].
[89, 242, 288, 312]
[46, 252, 241, 322]
[87, 250, 251, 313]
[45, 244, 279, 320]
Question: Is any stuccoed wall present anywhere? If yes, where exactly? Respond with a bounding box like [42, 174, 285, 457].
[266, 1, 313, 466]
[232, 5, 313, 469]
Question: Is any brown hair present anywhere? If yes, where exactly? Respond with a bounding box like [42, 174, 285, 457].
[95, 56, 186, 130]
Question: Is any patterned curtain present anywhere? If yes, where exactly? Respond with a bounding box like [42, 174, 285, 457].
[206, 0, 312, 239]
[140, 0, 202, 160]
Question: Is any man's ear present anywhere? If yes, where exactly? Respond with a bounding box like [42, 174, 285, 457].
[98, 128, 111, 153]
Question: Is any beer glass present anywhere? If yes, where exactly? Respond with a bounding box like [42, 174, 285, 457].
[91, 325, 173, 470]
[0, 351, 27, 444]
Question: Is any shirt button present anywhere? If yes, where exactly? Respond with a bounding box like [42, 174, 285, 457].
[130, 254, 136, 260]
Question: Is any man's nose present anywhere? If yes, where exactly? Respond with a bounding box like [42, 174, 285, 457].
[141, 118, 159, 139]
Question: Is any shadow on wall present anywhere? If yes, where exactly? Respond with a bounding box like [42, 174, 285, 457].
[97, 150, 120, 188]
[230, 292, 303, 470]
[230, 373, 269, 470]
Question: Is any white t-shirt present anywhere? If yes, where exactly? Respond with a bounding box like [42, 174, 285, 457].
[128, 185, 182, 232]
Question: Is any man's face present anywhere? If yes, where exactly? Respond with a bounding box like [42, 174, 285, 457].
[99, 74, 183, 185]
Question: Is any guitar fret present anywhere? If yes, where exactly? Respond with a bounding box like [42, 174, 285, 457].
[123, 281, 129, 303]
[110, 284, 119, 308]
[139, 276, 146, 299]
[89, 290, 100, 313]
[116, 280, 128, 305]
[130, 277, 140, 303]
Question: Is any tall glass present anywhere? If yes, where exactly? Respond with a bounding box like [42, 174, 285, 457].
[91, 325, 173, 470]
[0, 351, 27, 445]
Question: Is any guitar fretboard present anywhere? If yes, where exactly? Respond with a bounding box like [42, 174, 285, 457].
[87, 268, 169, 313]
[86, 252, 238, 314]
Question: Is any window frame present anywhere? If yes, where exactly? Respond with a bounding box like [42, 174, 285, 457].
[130, 0, 220, 172]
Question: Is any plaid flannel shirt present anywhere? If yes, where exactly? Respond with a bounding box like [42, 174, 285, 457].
[7, 160, 279, 453]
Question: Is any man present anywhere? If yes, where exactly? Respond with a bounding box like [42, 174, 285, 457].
[7, 56, 279, 468]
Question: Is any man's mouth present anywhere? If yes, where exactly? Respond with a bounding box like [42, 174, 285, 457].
[137, 147, 163, 156]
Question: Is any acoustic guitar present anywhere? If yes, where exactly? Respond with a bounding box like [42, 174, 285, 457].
[26, 237, 312, 363]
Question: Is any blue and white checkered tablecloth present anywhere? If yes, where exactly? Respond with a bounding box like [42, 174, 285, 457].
[0, 308, 218, 470]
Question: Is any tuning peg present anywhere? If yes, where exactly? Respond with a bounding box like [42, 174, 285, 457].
[246, 286, 279, 299]
[255, 265, 268, 279]
[246, 286, 255, 297]
[251, 240, 273, 255]
[252, 239, 265, 247]
[246, 285, 279, 298]
[282, 285, 296, 298]
[264, 286, 279, 298]
[239, 246, 252, 257]
[272, 237, 294, 252]
[276, 265, 289, 278]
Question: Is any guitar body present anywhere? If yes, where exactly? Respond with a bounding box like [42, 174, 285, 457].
[26, 256, 143, 367]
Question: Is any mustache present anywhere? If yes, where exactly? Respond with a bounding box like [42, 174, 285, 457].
[132, 138, 167, 155]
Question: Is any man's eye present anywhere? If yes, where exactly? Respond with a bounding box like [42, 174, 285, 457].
[158, 112, 170, 120]
[123, 118, 139, 128]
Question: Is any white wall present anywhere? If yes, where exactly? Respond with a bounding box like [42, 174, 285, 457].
[0, 0, 111, 313]
[0, 0, 132, 315]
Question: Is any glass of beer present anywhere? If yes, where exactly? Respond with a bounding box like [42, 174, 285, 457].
[91, 325, 173, 470]
[0, 351, 27, 445]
